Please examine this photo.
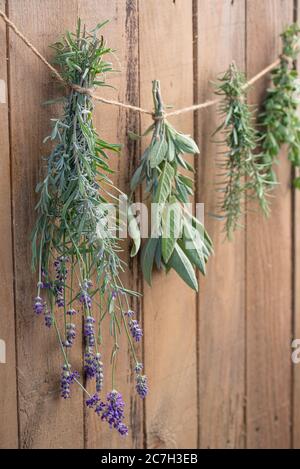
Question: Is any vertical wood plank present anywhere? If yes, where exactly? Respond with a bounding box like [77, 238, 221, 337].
[294, 157, 300, 448]
[246, 0, 293, 449]
[139, 0, 197, 449]
[78, 0, 143, 449]
[8, 0, 84, 448]
[196, 0, 246, 449]
[293, 0, 300, 450]
[0, 0, 18, 449]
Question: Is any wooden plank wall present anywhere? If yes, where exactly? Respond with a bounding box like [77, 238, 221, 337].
[246, 0, 293, 449]
[0, 0, 299, 449]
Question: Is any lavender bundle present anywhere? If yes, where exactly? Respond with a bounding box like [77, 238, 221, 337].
[31, 21, 146, 436]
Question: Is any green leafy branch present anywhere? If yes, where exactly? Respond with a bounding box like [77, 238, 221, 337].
[259, 23, 300, 188]
[214, 62, 271, 239]
[130, 80, 213, 291]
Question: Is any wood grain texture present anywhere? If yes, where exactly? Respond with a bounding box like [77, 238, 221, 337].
[294, 164, 300, 448]
[139, 0, 197, 449]
[196, 0, 246, 449]
[246, 0, 293, 449]
[8, 0, 84, 448]
[293, 2, 300, 450]
[0, 0, 18, 449]
[1, 0, 299, 449]
[79, 0, 143, 449]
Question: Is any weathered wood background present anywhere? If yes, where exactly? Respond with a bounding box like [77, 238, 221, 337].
[0, 0, 299, 449]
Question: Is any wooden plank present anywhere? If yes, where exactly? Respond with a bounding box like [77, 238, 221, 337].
[78, 0, 143, 449]
[139, 0, 197, 449]
[0, 0, 18, 449]
[246, 0, 293, 449]
[8, 0, 84, 448]
[294, 164, 300, 448]
[293, 1, 300, 450]
[196, 0, 246, 449]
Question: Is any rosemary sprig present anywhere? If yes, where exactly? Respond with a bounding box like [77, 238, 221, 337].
[31, 20, 145, 436]
[130, 80, 213, 291]
[259, 23, 300, 188]
[214, 62, 270, 239]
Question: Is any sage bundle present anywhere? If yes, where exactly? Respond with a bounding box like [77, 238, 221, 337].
[259, 23, 300, 188]
[32, 21, 146, 437]
[130, 80, 213, 291]
[214, 62, 270, 239]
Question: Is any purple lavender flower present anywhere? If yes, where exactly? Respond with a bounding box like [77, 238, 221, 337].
[95, 401, 106, 414]
[54, 257, 68, 307]
[84, 351, 104, 391]
[66, 308, 77, 316]
[129, 319, 143, 342]
[60, 364, 79, 399]
[63, 323, 76, 348]
[135, 362, 143, 373]
[97, 248, 104, 260]
[79, 291, 92, 309]
[40, 269, 51, 289]
[86, 393, 100, 408]
[44, 312, 53, 328]
[136, 375, 148, 399]
[95, 353, 104, 393]
[83, 279, 93, 290]
[84, 316, 95, 347]
[84, 350, 97, 379]
[125, 309, 134, 318]
[111, 290, 117, 300]
[100, 390, 128, 436]
[85, 390, 128, 435]
[56, 296, 65, 308]
[33, 296, 45, 315]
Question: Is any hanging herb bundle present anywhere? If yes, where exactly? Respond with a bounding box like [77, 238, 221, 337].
[259, 23, 300, 188]
[214, 62, 270, 239]
[130, 80, 213, 291]
[31, 21, 146, 437]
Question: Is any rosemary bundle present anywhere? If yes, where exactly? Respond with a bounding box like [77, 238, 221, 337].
[130, 80, 213, 291]
[32, 21, 146, 436]
[259, 23, 300, 188]
[214, 62, 270, 239]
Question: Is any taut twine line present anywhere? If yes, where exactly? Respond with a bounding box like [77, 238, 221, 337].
[0, 9, 283, 119]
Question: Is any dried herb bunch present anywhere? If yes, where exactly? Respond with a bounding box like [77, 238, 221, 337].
[214, 62, 270, 239]
[32, 21, 146, 436]
[130, 80, 213, 291]
[259, 23, 300, 188]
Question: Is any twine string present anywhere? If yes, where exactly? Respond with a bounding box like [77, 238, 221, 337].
[0, 9, 284, 119]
